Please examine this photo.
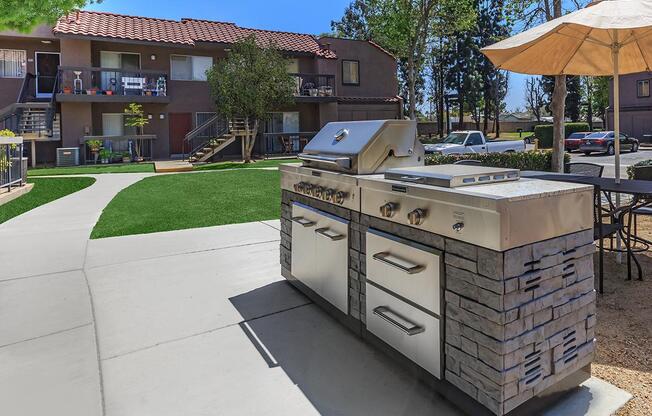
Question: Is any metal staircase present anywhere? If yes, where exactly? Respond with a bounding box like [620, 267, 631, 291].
[0, 73, 58, 139]
[185, 116, 252, 163]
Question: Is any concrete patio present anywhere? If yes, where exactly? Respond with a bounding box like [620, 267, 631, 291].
[0, 173, 631, 416]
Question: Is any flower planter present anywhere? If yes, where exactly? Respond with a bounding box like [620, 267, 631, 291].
[106, 90, 114, 96]
[63, 87, 72, 94]
[633, 165, 652, 181]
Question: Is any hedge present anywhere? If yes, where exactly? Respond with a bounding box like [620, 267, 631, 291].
[425, 150, 570, 172]
[534, 123, 590, 149]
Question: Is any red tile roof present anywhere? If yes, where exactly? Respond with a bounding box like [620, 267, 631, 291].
[182, 19, 337, 58]
[54, 11, 337, 58]
[55, 11, 194, 45]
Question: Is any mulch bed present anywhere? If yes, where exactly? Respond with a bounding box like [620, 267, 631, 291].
[593, 214, 652, 416]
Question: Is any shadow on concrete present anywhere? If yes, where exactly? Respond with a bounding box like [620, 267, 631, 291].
[230, 281, 461, 416]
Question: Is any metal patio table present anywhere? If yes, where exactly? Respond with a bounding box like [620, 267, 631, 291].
[522, 171, 652, 293]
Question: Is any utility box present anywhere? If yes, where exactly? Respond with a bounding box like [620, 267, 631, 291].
[56, 147, 80, 167]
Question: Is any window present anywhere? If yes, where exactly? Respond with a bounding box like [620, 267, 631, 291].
[0, 49, 26, 78]
[467, 133, 484, 146]
[638, 79, 650, 97]
[171, 55, 213, 81]
[101, 113, 137, 152]
[265, 112, 300, 153]
[342, 60, 359, 85]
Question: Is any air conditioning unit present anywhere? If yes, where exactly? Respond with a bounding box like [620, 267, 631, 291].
[56, 147, 80, 167]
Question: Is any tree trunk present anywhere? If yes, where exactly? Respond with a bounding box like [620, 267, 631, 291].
[551, 75, 567, 172]
[438, 65, 445, 136]
[408, 53, 416, 120]
[483, 90, 489, 135]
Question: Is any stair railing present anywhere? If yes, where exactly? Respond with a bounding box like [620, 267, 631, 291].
[16, 73, 35, 103]
[45, 73, 59, 135]
[183, 115, 229, 160]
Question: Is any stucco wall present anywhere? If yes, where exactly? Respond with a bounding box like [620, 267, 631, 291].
[318, 37, 398, 98]
[0, 36, 60, 107]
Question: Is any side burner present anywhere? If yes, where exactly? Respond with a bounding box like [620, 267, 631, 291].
[384, 164, 520, 188]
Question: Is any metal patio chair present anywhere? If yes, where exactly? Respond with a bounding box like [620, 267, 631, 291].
[565, 162, 604, 177]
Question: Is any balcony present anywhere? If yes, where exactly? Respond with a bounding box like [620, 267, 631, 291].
[290, 73, 337, 102]
[55, 66, 171, 103]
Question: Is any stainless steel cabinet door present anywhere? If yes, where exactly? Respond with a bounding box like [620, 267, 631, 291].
[313, 212, 349, 313]
[291, 203, 319, 293]
[366, 229, 441, 315]
[291, 203, 349, 314]
[366, 283, 441, 378]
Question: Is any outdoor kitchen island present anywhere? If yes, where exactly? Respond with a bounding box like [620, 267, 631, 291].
[279, 120, 597, 416]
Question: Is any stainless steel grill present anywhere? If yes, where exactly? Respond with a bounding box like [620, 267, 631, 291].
[298, 119, 424, 174]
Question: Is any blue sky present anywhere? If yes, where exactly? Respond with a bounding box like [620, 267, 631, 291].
[85, 0, 527, 112]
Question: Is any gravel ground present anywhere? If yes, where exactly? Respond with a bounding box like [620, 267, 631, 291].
[592, 215, 652, 416]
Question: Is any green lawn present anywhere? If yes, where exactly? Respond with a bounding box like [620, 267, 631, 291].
[28, 163, 155, 177]
[193, 158, 298, 171]
[91, 169, 280, 238]
[0, 177, 96, 224]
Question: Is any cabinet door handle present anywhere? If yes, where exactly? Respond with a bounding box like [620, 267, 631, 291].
[314, 227, 346, 241]
[373, 306, 424, 336]
[292, 216, 315, 227]
[372, 252, 425, 274]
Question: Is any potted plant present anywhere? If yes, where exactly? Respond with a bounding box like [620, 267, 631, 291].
[86, 139, 103, 164]
[63, 86, 72, 94]
[99, 149, 111, 164]
[122, 151, 131, 163]
[106, 90, 114, 96]
[628, 159, 652, 180]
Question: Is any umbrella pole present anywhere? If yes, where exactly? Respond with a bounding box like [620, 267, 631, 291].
[612, 31, 623, 262]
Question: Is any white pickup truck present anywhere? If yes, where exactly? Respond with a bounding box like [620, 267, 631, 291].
[424, 131, 526, 155]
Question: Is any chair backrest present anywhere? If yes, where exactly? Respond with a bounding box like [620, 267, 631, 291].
[565, 162, 604, 177]
[454, 159, 482, 166]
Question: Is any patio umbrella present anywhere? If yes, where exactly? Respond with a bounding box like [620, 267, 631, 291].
[481, 0, 652, 183]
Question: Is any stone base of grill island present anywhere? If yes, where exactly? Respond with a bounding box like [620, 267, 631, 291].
[280, 189, 596, 416]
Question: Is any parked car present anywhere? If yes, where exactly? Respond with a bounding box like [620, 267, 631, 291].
[565, 132, 591, 152]
[424, 131, 526, 155]
[579, 131, 639, 155]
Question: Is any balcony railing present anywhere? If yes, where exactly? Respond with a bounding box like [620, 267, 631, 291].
[290, 73, 335, 97]
[57, 66, 168, 98]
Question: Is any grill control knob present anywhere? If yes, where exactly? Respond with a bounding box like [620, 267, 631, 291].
[380, 202, 399, 218]
[452, 222, 465, 232]
[334, 191, 348, 205]
[314, 186, 324, 199]
[304, 183, 313, 196]
[407, 208, 427, 226]
[294, 182, 305, 193]
[323, 188, 335, 201]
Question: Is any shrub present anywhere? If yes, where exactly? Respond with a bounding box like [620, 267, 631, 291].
[425, 150, 570, 172]
[627, 159, 652, 179]
[533, 123, 590, 149]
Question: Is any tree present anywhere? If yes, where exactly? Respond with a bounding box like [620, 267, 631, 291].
[124, 103, 149, 161]
[565, 75, 581, 122]
[525, 76, 545, 122]
[592, 76, 610, 127]
[508, 0, 588, 171]
[331, 0, 372, 39]
[0, 0, 98, 32]
[206, 36, 295, 163]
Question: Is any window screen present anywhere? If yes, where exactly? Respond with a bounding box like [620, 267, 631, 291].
[637, 80, 650, 97]
[0, 49, 26, 78]
[342, 60, 359, 85]
[171, 55, 213, 81]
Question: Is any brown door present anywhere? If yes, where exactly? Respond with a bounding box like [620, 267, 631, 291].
[169, 113, 193, 155]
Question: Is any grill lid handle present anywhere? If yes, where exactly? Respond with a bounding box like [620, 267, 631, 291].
[298, 153, 352, 170]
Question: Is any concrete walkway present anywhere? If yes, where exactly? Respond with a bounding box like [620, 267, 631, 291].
[0, 173, 631, 416]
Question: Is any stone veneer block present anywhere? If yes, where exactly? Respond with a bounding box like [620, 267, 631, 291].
[280, 190, 595, 416]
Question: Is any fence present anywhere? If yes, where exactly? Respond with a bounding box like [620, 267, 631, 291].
[0, 136, 25, 191]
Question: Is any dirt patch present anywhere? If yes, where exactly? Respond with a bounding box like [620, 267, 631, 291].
[593, 215, 652, 416]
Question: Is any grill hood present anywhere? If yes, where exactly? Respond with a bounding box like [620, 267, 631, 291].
[298, 120, 424, 174]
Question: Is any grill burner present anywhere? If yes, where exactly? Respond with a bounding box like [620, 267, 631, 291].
[384, 165, 520, 188]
